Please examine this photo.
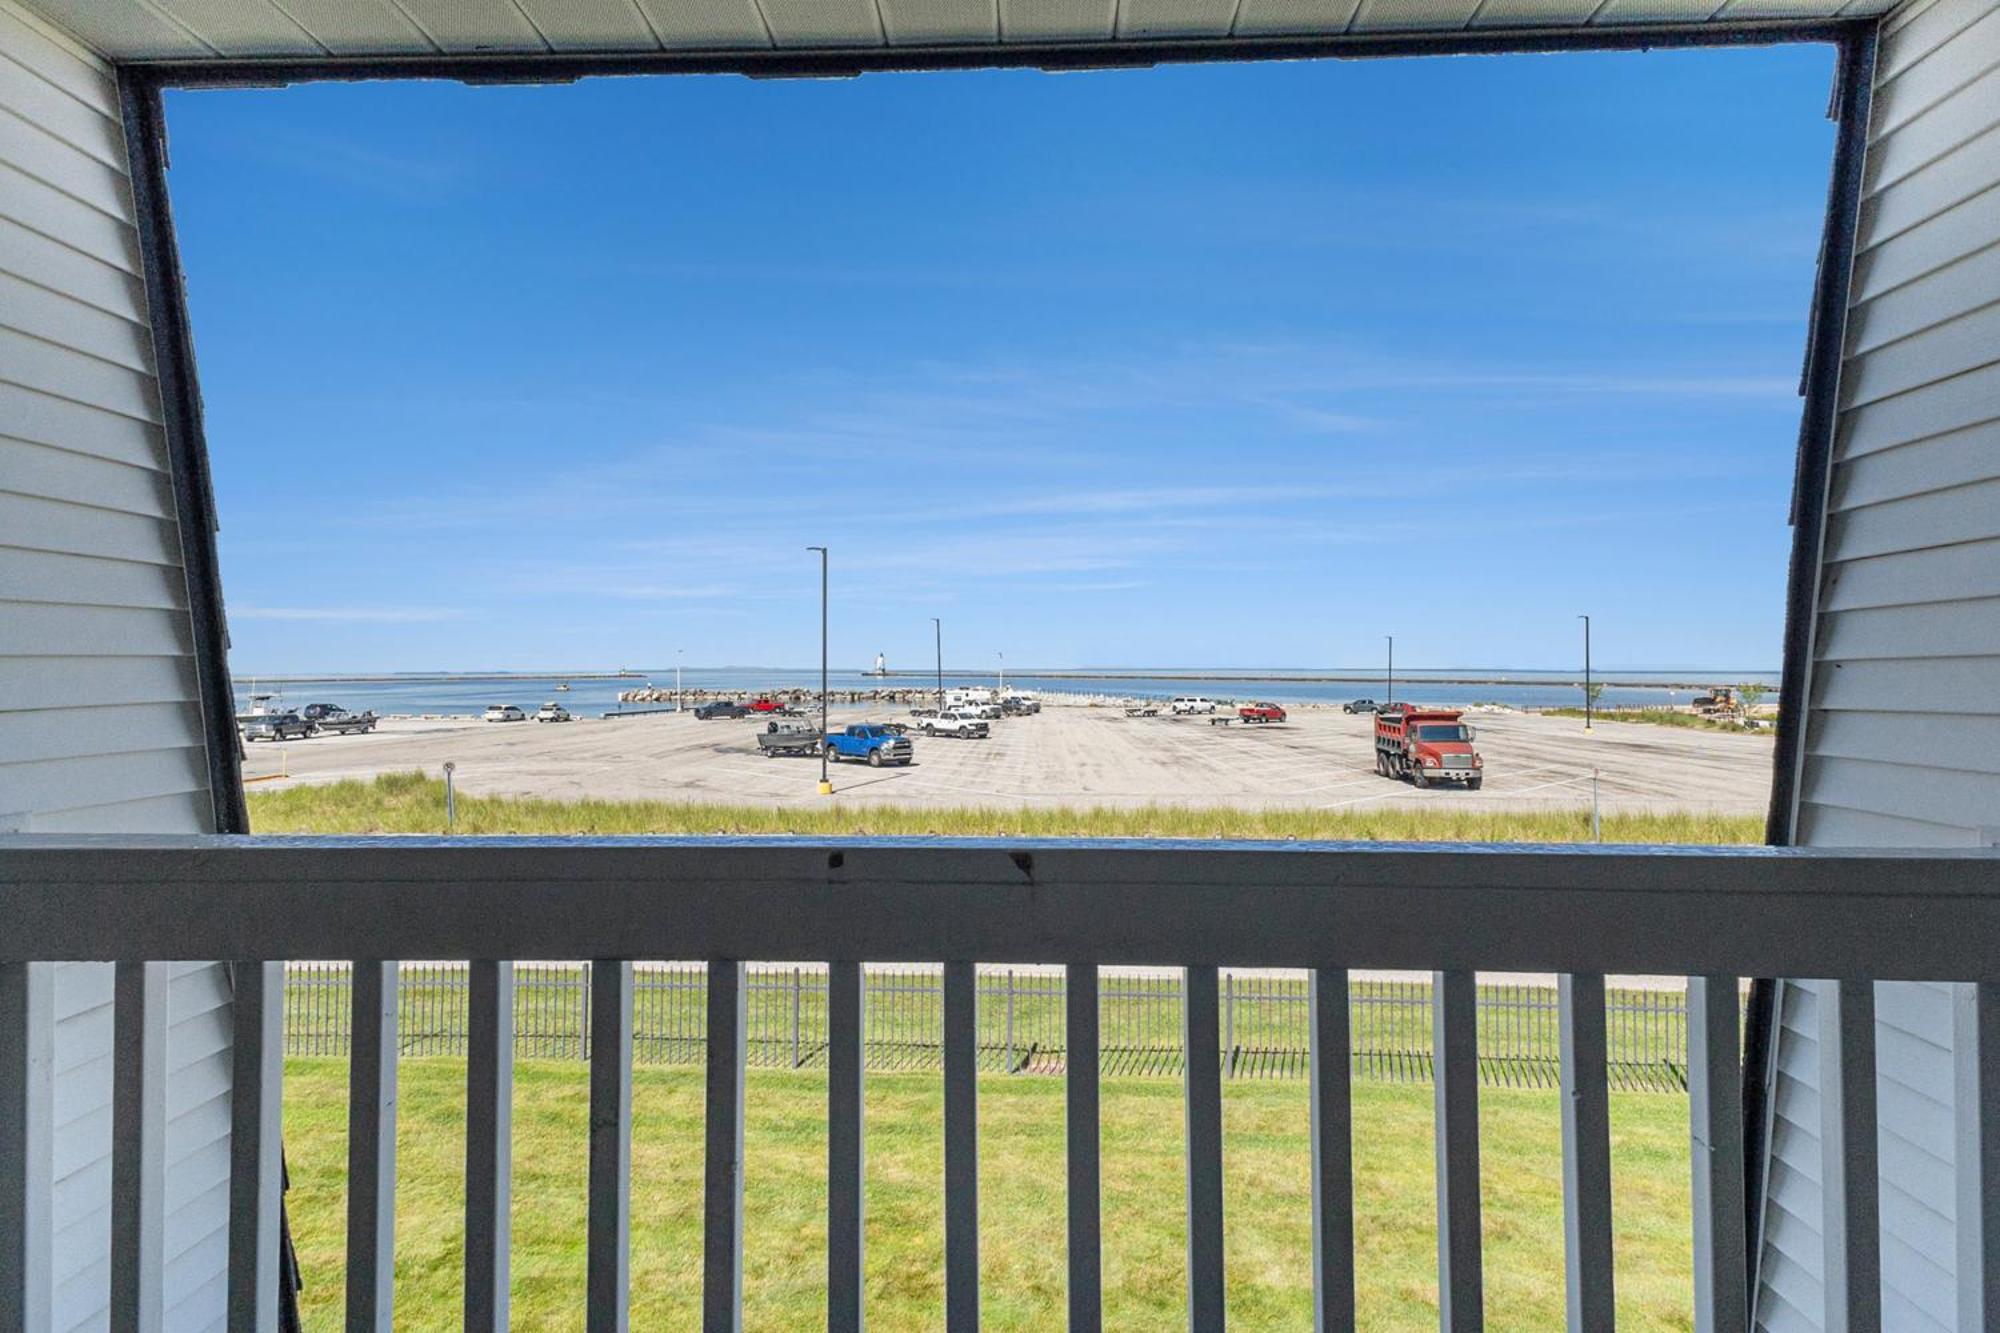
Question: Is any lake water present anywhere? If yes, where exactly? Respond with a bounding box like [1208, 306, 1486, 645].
[235, 667, 1781, 719]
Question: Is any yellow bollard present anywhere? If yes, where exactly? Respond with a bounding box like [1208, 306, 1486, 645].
[818, 780, 834, 796]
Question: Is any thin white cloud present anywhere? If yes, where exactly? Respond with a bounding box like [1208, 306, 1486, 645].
[232, 606, 467, 623]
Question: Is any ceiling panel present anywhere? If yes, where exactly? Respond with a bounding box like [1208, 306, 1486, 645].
[146, 0, 321, 54]
[22, 0, 214, 57]
[631, 0, 769, 47]
[1117, 0, 1239, 38]
[1469, 0, 1601, 26]
[881, 0, 998, 41]
[390, 0, 548, 51]
[1351, 0, 1486, 29]
[1713, 0, 1854, 15]
[1232, 0, 1363, 35]
[18, 0, 1880, 61]
[758, 0, 884, 45]
[999, 0, 1115, 37]
[1588, 0, 1717, 21]
[513, 0, 660, 49]
[275, 0, 435, 54]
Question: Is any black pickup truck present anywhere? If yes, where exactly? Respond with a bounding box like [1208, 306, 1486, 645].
[302, 703, 378, 734]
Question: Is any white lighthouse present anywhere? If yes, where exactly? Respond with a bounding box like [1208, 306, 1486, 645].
[871, 652, 887, 676]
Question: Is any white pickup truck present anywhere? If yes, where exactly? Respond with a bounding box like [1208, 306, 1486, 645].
[912, 708, 990, 739]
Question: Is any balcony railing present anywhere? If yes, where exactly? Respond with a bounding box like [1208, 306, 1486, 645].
[3, 836, 1998, 1330]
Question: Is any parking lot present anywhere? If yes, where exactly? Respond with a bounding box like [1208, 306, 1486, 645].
[240, 703, 1774, 815]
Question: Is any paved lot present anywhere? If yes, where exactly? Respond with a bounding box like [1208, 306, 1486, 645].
[241, 703, 1774, 815]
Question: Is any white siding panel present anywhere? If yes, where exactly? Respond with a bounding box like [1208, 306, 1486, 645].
[264, 0, 435, 54]
[0, 11, 231, 1333]
[1869, 5, 2000, 135]
[1807, 711, 2000, 776]
[1875, 0, 1990, 78]
[1835, 359, 2000, 459]
[1801, 754, 2000, 830]
[0, 653, 196, 711]
[1864, 62, 2000, 196]
[1852, 180, 2000, 295]
[1823, 475, 2000, 559]
[1797, 800, 1982, 846]
[1811, 594, 2000, 660]
[1830, 419, 2000, 507]
[1839, 299, 2000, 408]
[1, 434, 173, 515]
[0, 489, 179, 562]
[1845, 238, 2000, 354]
[1821, 537, 2000, 612]
[1810, 654, 2000, 713]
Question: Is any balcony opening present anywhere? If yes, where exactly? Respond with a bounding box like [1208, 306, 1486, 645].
[154, 40, 1835, 1327]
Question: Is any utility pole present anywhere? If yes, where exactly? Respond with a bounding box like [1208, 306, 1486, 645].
[1386, 635, 1394, 708]
[933, 618, 943, 714]
[1579, 614, 1593, 730]
[809, 546, 829, 793]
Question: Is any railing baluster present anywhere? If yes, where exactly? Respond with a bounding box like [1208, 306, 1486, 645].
[704, 960, 746, 1332]
[588, 960, 634, 1332]
[828, 960, 865, 1333]
[1687, 976, 1746, 1333]
[348, 961, 399, 1331]
[1185, 964, 1225, 1330]
[1558, 973, 1613, 1331]
[1956, 983, 1999, 1332]
[1310, 967, 1355, 1332]
[1066, 964, 1102, 1333]
[1819, 979, 1879, 1333]
[0, 963, 52, 1332]
[1433, 969, 1482, 1332]
[111, 961, 167, 1333]
[944, 960, 980, 1331]
[464, 960, 514, 1332]
[228, 962, 284, 1333]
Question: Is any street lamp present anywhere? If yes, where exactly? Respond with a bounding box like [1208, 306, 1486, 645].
[809, 546, 829, 793]
[1578, 614, 1593, 730]
[932, 618, 943, 714]
[998, 651, 1004, 692]
[1386, 635, 1394, 708]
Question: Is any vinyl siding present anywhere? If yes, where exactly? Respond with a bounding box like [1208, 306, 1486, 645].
[0, 4, 232, 1330]
[1757, 1, 2000, 1327]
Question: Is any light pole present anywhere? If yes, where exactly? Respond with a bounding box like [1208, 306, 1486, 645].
[1578, 614, 1592, 730]
[1386, 635, 1394, 708]
[809, 546, 829, 793]
[998, 651, 1004, 692]
[675, 648, 683, 713]
[932, 618, 943, 713]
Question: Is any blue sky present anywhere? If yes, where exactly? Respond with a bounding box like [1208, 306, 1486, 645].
[164, 42, 1837, 674]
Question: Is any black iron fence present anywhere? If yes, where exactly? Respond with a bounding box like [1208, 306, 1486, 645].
[286, 963, 1698, 1092]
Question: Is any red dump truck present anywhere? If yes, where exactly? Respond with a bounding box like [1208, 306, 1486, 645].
[1374, 707, 1483, 789]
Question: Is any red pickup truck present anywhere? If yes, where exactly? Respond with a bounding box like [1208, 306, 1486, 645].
[1238, 702, 1287, 724]
[1374, 707, 1483, 789]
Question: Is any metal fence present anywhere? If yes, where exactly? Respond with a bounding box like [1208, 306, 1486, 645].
[284, 963, 1696, 1092]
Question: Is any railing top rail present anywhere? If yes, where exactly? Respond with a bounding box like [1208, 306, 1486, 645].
[3, 836, 1997, 977]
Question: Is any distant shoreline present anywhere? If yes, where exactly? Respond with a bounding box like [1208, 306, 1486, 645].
[237, 667, 1773, 690]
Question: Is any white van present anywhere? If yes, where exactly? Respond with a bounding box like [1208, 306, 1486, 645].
[1170, 696, 1217, 715]
[483, 703, 526, 722]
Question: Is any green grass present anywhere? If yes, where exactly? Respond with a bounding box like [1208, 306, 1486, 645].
[283, 1058, 1698, 1330]
[1541, 707, 1775, 737]
[250, 772, 1763, 843]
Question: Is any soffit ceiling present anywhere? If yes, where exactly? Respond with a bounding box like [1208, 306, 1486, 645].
[26, 0, 1889, 65]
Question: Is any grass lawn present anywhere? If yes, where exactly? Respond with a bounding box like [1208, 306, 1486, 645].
[283, 1059, 1697, 1330]
[250, 772, 1762, 843]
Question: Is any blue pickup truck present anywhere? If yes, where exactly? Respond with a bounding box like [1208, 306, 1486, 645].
[824, 724, 914, 768]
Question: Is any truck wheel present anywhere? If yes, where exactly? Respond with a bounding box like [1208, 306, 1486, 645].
[1413, 769, 1430, 789]
[868, 750, 883, 768]
[1467, 778, 1483, 791]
